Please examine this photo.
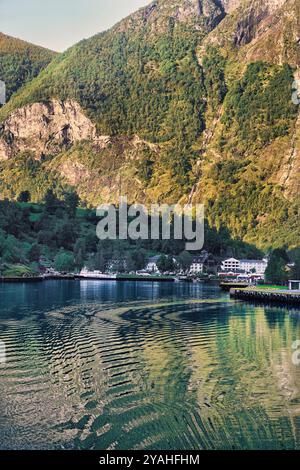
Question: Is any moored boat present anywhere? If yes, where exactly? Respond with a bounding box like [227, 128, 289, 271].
[78, 268, 117, 280]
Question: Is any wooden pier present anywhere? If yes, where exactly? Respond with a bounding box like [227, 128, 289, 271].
[220, 282, 249, 292]
[230, 287, 300, 306]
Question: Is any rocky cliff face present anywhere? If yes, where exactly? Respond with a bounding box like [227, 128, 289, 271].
[0, 99, 99, 160]
[117, 0, 230, 33]
[204, 0, 299, 66]
[220, 0, 243, 13]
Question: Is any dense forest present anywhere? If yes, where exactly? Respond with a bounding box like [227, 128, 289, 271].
[0, 32, 56, 103]
[0, 191, 266, 277]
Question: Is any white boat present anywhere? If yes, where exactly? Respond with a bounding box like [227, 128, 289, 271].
[79, 268, 117, 280]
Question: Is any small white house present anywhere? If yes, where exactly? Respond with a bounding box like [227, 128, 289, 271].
[289, 280, 300, 291]
[189, 252, 216, 275]
[189, 258, 204, 274]
[145, 256, 161, 273]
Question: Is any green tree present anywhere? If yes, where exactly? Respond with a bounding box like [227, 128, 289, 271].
[55, 221, 77, 250]
[54, 249, 75, 273]
[44, 190, 60, 215]
[125, 253, 137, 273]
[125, 249, 147, 272]
[177, 251, 193, 272]
[18, 190, 31, 203]
[290, 250, 300, 279]
[64, 191, 80, 218]
[28, 243, 41, 262]
[157, 255, 175, 273]
[265, 249, 289, 285]
[74, 249, 84, 270]
[131, 249, 147, 271]
[95, 249, 106, 272]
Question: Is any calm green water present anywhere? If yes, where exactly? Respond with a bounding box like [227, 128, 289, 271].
[0, 280, 300, 450]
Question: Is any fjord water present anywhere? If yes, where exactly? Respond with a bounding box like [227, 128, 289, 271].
[0, 281, 300, 450]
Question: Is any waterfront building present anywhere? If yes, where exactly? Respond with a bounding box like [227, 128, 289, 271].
[239, 259, 268, 275]
[189, 252, 216, 274]
[221, 258, 240, 272]
[189, 257, 205, 274]
[145, 256, 162, 273]
[221, 258, 268, 276]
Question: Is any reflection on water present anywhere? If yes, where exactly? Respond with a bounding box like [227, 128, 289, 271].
[0, 280, 300, 450]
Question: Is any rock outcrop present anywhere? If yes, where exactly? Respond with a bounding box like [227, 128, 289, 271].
[117, 0, 229, 34]
[0, 99, 99, 160]
[220, 0, 243, 13]
[204, 0, 299, 67]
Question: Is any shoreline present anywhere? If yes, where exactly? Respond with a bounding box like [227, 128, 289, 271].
[0, 274, 176, 284]
[0, 275, 220, 284]
[0, 275, 75, 283]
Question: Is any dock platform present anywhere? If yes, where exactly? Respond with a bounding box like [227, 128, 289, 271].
[220, 282, 249, 292]
[230, 288, 300, 305]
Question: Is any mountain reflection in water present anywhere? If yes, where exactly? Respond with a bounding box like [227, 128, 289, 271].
[0, 280, 300, 450]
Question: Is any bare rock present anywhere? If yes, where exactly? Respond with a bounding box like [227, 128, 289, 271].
[0, 99, 100, 160]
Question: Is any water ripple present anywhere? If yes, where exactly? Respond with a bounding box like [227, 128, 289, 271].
[0, 282, 300, 449]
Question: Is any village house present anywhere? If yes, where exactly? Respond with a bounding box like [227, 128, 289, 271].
[221, 258, 268, 276]
[189, 252, 217, 275]
[145, 256, 161, 273]
[221, 258, 240, 272]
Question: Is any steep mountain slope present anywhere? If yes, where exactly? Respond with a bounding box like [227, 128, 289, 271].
[191, 0, 300, 248]
[201, 0, 300, 66]
[0, 32, 56, 103]
[0, 0, 229, 129]
[0, 0, 299, 250]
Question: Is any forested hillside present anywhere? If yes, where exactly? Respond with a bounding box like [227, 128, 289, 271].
[0, 32, 56, 103]
[0, 194, 263, 277]
[0, 0, 299, 251]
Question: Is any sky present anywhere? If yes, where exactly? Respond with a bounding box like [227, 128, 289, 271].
[0, 0, 150, 51]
